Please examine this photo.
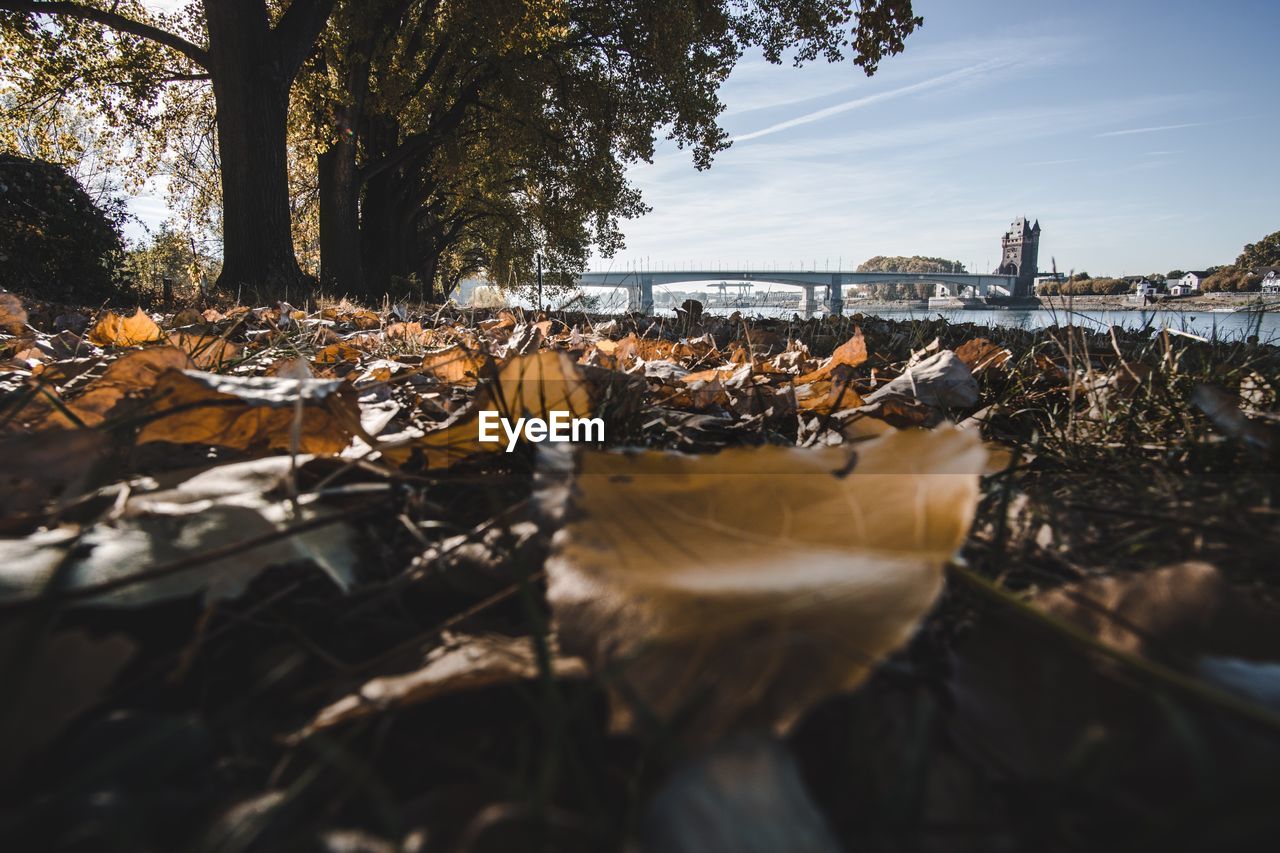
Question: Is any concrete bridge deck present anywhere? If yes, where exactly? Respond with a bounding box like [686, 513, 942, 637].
[575, 269, 1016, 315]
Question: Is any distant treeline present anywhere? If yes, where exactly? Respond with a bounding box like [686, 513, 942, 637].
[857, 255, 967, 274]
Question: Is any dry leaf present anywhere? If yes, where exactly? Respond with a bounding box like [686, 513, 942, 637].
[539, 425, 987, 737]
[169, 331, 243, 369]
[795, 328, 867, 384]
[137, 370, 360, 455]
[87, 309, 165, 347]
[864, 350, 978, 410]
[0, 456, 360, 607]
[66, 346, 195, 426]
[314, 341, 362, 365]
[954, 338, 1012, 375]
[0, 292, 28, 334]
[382, 350, 594, 469]
[420, 345, 488, 385]
[290, 633, 587, 741]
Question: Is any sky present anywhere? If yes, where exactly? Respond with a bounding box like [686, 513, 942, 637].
[585, 0, 1280, 277]
[130, 0, 1280, 277]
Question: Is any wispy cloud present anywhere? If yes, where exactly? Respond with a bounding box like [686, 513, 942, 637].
[1095, 122, 1208, 138]
[730, 60, 1010, 143]
[1021, 158, 1086, 167]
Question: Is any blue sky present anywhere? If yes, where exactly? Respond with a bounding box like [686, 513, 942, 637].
[130, 0, 1279, 277]
[589, 0, 1280, 277]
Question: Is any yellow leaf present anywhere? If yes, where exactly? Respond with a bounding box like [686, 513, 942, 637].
[381, 350, 593, 469]
[313, 342, 362, 365]
[542, 425, 987, 737]
[137, 370, 360, 455]
[87, 309, 164, 347]
[420, 345, 488, 385]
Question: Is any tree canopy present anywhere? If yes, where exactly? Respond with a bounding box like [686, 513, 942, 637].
[1, 0, 923, 300]
[1236, 230, 1280, 271]
[857, 255, 966, 274]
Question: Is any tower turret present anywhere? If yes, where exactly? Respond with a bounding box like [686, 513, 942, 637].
[994, 216, 1040, 297]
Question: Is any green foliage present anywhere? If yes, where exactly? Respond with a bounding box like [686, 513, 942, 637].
[1166, 269, 1185, 280]
[0, 152, 125, 300]
[123, 223, 221, 301]
[857, 255, 966, 274]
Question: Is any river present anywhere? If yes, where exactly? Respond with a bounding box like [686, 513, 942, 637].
[645, 304, 1280, 342]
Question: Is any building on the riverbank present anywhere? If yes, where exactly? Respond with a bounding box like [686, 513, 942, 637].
[994, 216, 1040, 297]
[1132, 278, 1164, 298]
[1261, 268, 1280, 294]
[1179, 271, 1212, 292]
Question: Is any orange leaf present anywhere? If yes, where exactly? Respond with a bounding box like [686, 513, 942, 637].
[137, 370, 360, 455]
[87, 309, 165, 347]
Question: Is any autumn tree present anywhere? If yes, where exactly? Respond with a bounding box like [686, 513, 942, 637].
[1235, 230, 1280, 271]
[857, 255, 966, 274]
[303, 0, 923, 299]
[0, 0, 335, 294]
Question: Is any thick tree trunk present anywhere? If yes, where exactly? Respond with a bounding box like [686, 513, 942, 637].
[205, 1, 306, 299]
[359, 171, 397, 296]
[318, 136, 364, 296]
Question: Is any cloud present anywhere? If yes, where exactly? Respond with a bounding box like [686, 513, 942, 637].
[1094, 122, 1208, 138]
[1021, 158, 1086, 167]
[730, 60, 1011, 143]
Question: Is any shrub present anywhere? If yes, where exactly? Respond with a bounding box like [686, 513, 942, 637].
[0, 153, 126, 301]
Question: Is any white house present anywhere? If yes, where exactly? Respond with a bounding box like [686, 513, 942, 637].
[1133, 279, 1163, 297]
[1261, 268, 1280, 295]
[1168, 283, 1195, 297]
[1180, 271, 1212, 292]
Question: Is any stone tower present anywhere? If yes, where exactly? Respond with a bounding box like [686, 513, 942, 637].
[994, 216, 1040, 297]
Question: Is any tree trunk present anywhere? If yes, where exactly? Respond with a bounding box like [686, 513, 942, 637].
[205, 1, 306, 299]
[359, 170, 397, 296]
[318, 136, 364, 296]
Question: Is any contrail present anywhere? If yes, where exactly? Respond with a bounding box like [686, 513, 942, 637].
[1095, 121, 1208, 138]
[731, 60, 1010, 143]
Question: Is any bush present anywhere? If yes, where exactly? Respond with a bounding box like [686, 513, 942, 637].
[1201, 269, 1261, 292]
[0, 153, 126, 301]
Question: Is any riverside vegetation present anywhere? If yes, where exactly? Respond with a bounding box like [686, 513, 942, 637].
[1, 290, 1278, 851]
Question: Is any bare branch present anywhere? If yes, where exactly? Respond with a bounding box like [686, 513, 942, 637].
[0, 0, 210, 68]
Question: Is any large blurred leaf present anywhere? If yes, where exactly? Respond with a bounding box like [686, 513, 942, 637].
[0, 456, 360, 607]
[539, 425, 987, 737]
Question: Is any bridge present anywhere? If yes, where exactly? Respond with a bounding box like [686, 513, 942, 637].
[574, 269, 1018, 315]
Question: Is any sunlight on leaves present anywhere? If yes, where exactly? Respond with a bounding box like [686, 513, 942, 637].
[87, 309, 165, 347]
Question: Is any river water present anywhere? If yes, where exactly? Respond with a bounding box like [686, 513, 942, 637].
[648, 304, 1280, 342]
